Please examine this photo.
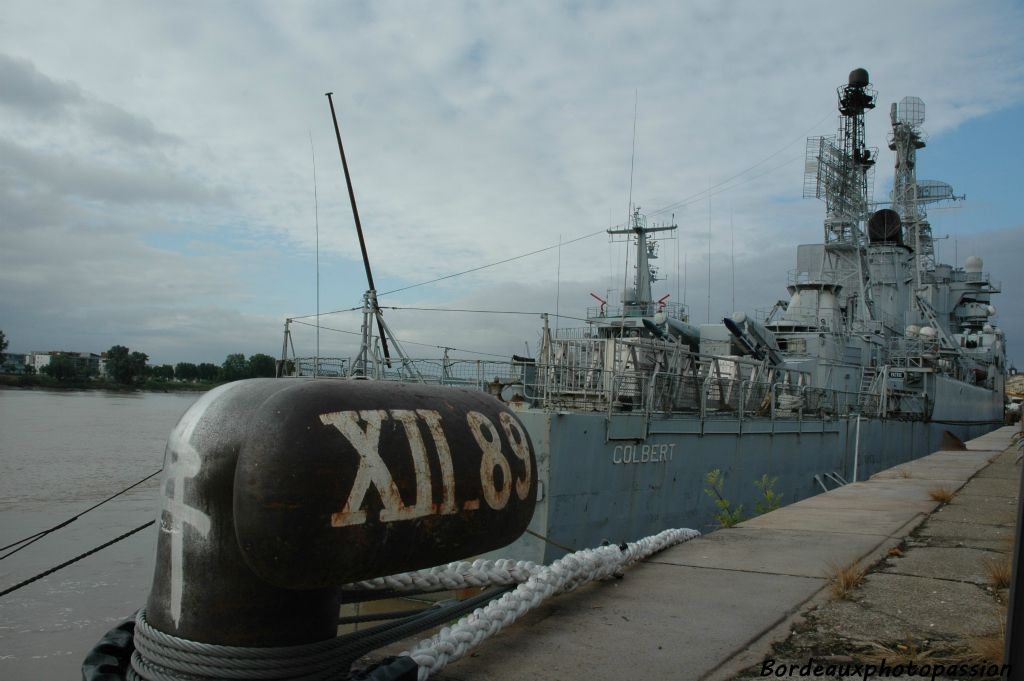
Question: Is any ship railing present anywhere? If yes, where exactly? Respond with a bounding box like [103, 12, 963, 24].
[931, 269, 995, 286]
[787, 268, 842, 286]
[886, 336, 941, 366]
[586, 302, 687, 320]
[291, 356, 350, 377]
[553, 327, 600, 341]
[284, 355, 920, 422]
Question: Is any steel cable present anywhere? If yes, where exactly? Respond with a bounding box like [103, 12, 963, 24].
[0, 468, 161, 560]
[0, 520, 155, 598]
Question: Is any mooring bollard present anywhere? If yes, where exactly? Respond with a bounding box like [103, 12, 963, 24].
[144, 378, 537, 648]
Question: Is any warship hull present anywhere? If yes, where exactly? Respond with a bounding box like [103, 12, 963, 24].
[501, 400, 1002, 564]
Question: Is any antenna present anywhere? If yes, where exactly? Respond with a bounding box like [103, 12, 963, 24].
[555, 233, 562, 336]
[309, 131, 320, 378]
[803, 68, 877, 243]
[706, 178, 711, 324]
[627, 89, 638, 226]
[730, 208, 735, 313]
[325, 92, 392, 368]
[674, 212, 680, 309]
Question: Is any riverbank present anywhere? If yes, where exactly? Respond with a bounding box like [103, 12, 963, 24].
[0, 374, 219, 393]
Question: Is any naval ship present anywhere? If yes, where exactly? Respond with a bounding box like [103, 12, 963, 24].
[282, 69, 1006, 563]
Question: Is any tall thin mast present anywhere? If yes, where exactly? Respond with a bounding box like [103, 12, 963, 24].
[325, 92, 391, 366]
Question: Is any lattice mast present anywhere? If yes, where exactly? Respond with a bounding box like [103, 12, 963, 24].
[887, 96, 961, 292]
[803, 69, 879, 324]
[804, 69, 877, 244]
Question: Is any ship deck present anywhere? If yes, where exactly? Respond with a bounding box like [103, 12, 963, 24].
[368, 426, 1020, 679]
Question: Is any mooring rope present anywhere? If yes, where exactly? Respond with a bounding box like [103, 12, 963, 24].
[125, 528, 699, 681]
[0, 469, 161, 560]
[346, 557, 541, 593]
[0, 520, 155, 598]
[401, 528, 699, 679]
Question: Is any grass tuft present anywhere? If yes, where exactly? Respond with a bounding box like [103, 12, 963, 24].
[983, 555, 1011, 589]
[928, 486, 956, 503]
[968, 613, 1006, 664]
[826, 560, 866, 600]
[898, 468, 913, 479]
[860, 637, 944, 665]
[887, 545, 904, 558]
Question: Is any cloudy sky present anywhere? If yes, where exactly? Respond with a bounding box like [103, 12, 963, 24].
[1, 1, 1022, 368]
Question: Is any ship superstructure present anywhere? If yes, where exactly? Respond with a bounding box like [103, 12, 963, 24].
[281, 69, 1006, 561]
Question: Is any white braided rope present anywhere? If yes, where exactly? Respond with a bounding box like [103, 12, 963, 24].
[347, 557, 542, 592]
[401, 528, 699, 680]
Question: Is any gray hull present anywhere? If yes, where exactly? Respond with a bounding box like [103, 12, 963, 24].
[501, 407, 1000, 564]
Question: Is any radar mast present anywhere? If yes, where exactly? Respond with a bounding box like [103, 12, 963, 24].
[887, 95, 962, 294]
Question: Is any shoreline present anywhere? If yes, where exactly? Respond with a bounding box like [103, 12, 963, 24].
[0, 374, 220, 394]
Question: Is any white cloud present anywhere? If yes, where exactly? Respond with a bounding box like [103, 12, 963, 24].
[0, 1, 1021, 366]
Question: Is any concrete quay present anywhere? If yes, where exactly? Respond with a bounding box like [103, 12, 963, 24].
[404, 426, 1020, 680]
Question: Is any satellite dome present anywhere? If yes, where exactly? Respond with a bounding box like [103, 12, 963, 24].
[964, 255, 983, 273]
[919, 326, 937, 339]
[983, 324, 994, 333]
[905, 325, 920, 337]
[848, 68, 870, 88]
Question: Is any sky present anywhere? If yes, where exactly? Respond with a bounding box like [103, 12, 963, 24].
[1, 1, 1022, 369]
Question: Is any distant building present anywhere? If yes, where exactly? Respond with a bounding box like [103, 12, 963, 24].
[27, 351, 102, 376]
[1, 352, 28, 374]
[28, 352, 52, 371]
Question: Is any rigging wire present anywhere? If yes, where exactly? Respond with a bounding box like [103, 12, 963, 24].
[291, 305, 593, 359]
[380, 305, 590, 323]
[0, 469, 162, 560]
[288, 230, 607, 322]
[310, 130, 321, 375]
[376, 229, 608, 299]
[647, 108, 835, 217]
[286, 108, 831, 323]
[291, 305, 362, 322]
[0, 521, 155, 598]
[290, 318, 511, 359]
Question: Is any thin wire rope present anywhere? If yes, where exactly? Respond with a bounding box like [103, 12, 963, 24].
[379, 230, 608, 299]
[287, 117, 823, 325]
[309, 130, 320, 377]
[289, 319, 510, 359]
[647, 108, 834, 217]
[286, 115, 819, 334]
[706, 176, 712, 323]
[0, 520, 154, 598]
[0, 469, 161, 559]
[381, 306, 590, 323]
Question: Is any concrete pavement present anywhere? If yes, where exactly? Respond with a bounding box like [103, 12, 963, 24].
[370, 426, 1020, 680]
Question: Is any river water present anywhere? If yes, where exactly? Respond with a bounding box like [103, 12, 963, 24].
[0, 388, 199, 681]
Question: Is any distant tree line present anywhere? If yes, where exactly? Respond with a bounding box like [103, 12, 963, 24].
[0, 331, 279, 387]
[108, 347, 279, 385]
